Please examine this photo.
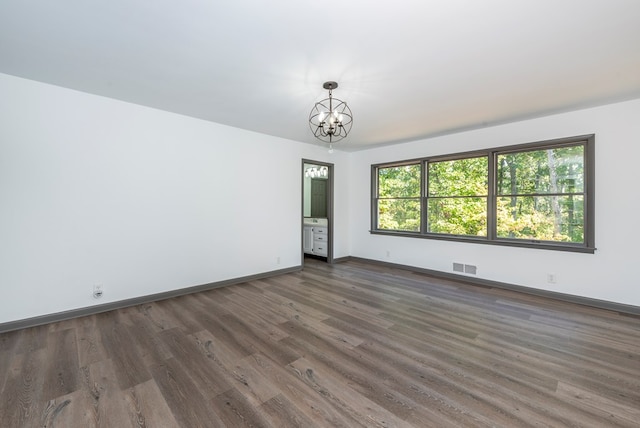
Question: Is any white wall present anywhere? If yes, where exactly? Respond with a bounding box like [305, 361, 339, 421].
[0, 73, 349, 324]
[349, 98, 640, 307]
[2, 71, 636, 325]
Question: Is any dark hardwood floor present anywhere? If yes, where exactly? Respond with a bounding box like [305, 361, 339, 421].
[1, 258, 639, 427]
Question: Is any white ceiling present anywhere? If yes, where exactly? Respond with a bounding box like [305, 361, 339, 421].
[1, 1, 639, 151]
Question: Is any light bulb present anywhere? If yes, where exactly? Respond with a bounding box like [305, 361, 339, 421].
[318, 112, 325, 123]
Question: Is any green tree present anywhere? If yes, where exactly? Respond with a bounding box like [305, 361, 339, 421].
[427, 156, 488, 236]
[496, 145, 584, 242]
[378, 164, 421, 231]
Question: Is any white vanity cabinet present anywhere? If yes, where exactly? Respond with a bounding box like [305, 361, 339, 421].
[303, 226, 314, 253]
[303, 218, 328, 257]
[312, 226, 328, 256]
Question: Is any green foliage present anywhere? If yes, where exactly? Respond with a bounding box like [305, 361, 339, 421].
[497, 146, 584, 195]
[496, 145, 584, 243]
[427, 197, 487, 236]
[428, 157, 488, 196]
[377, 164, 421, 231]
[426, 156, 487, 236]
[378, 199, 421, 231]
[376, 143, 586, 244]
[378, 165, 421, 197]
[496, 196, 584, 242]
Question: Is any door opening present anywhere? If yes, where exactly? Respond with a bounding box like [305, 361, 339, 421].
[302, 159, 334, 264]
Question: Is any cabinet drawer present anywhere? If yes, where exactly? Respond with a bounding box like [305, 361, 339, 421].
[313, 233, 327, 242]
[313, 243, 327, 256]
[312, 227, 328, 235]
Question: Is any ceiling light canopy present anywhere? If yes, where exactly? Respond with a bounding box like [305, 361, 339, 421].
[309, 81, 353, 152]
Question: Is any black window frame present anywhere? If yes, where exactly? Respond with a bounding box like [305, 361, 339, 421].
[371, 134, 595, 253]
[373, 161, 423, 233]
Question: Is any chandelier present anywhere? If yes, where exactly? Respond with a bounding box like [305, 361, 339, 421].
[309, 81, 353, 152]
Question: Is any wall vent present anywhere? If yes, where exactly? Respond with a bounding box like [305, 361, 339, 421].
[453, 262, 464, 273]
[464, 264, 477, 275]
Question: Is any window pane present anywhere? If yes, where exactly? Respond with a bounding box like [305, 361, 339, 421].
[378, 199, 421, 232]
[378, 164, 421, 198]
[497, 195, 584, 243]
[427, 197, 487, 236]
[497, 145, 584, 195]
[428, 156, 488, 197]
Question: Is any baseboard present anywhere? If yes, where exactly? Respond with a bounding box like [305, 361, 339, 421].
[4, 258, 637, 334]
[344, 256, 640, 316]
[0, 265, 302, 334]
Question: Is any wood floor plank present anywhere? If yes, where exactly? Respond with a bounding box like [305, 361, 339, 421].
[210, 386, 273, 427]
[556, 381, 640, 427]
[273, 277, 398, 329]
[252, 286, 334, 324]
[0, 348, 48, 427]
[157, 327, 232, 398]
[120, 308, 175, 369]
[225, 288, 291, 325]
[322, 318, 558, 426]
[42, 328, 80, 401]
[191, 328, 250, 372]
[281, 325, 508, 427]
[97, 312, 152, 390]
[83, 358, 138, 427]
[76, 318, 109, 368]
[160, 295, 209, 335]
[125, 379, 181, 428]
[230, 353, 282, 406]
[134, 302, 182, 333]
[149, 357, 226, 427]
[42, 389, 95, 427]
[1, 258, 639, 427]
[259, 393, 318, 428]
[220, 296, 291, 341]
[12, 324, 48, 355]
[288, 356, 413, 428]
[0, 328, 21, 353]
[187, 302, 256, 360]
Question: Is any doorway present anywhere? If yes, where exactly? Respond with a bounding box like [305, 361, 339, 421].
[302, 159, 334, 264]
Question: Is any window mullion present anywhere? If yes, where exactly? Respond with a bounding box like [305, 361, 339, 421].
[487, 151, 497, 241]
[421, 160, 427, 234]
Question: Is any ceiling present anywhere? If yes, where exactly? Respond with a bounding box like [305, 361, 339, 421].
[1, 1, 639, 151]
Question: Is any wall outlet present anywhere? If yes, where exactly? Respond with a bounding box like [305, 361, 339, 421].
[547, 273, 557, 284]
[93, 284, 103, 299]
[276, 256, 281, 264]
[386, 250, 391, 258]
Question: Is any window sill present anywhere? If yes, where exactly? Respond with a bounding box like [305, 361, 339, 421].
[369, 230, 596, 254]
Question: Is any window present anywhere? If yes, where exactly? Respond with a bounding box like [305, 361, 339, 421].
[427, 156, 488, 237]
[375, 163, 421, 232]
[371, 135, 594, 252]
[496, 145, 585, 243]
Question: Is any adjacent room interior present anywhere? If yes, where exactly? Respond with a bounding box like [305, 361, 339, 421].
[1, 1, 639, 426]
